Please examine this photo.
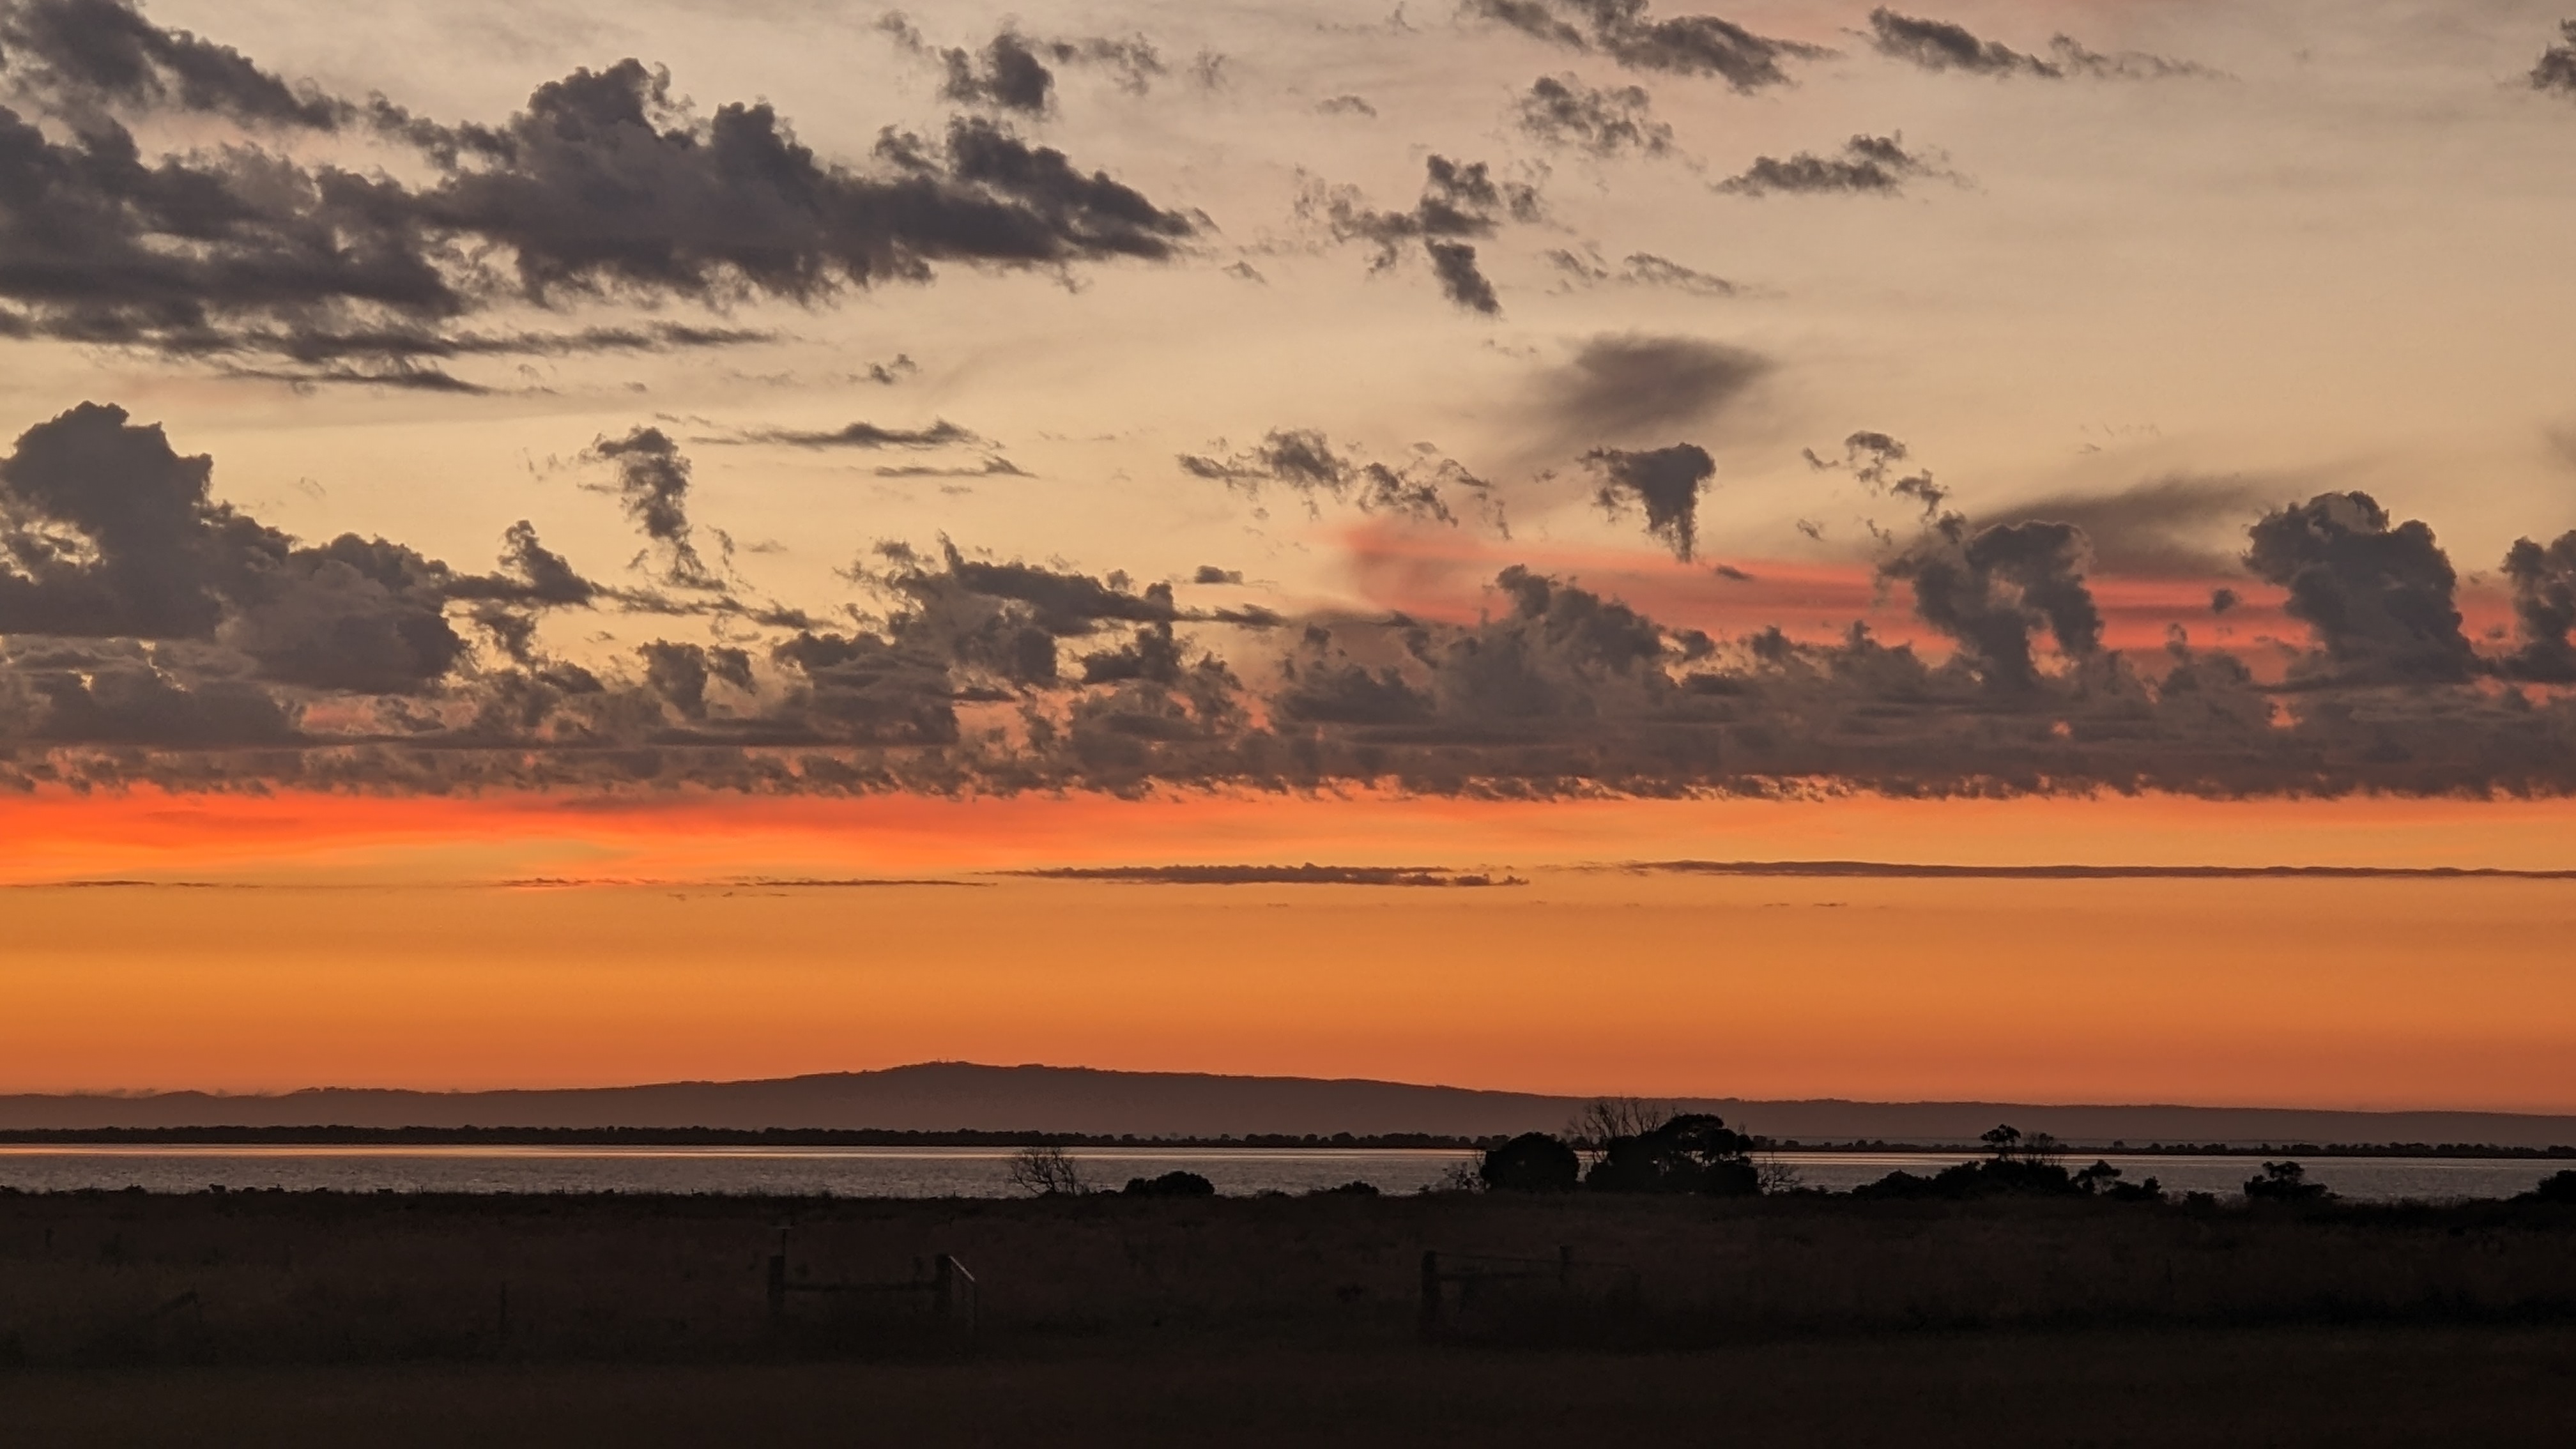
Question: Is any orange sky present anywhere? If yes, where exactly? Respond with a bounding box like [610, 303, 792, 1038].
[4, 787, 2575, 1109]
[4, 871, 2572, 1112]
[8, 786, 2576, 885]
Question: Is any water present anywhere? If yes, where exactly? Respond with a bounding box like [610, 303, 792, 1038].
[0, 1146, 1469, 1197]
[0, 1146, 2562, 1202]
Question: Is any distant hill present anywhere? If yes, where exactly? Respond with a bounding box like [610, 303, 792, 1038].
[4, 1063, 2572, 1147]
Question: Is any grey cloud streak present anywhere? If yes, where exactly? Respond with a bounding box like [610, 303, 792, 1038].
[1464, 1, 1828, 92]
[1717, 134, 1941, 195]
[1864, 9, 2217, 82]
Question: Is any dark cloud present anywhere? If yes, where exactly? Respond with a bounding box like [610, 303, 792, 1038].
[1864, 8, 2053, 77]
[1803, 431, 1948, 517]
[2243, 492, 2474, 684]
[940, 31, 1054, 114]
[431, 70, 1193, 303]
[0, 0, 349, 129]
[586, 427, 716, 588]
[1865, 9, 2214, 81]
[1425, 240, 1499, 314]
[2499, 531, 2576, 682]
[1514, 73, 1673, 157]
[1980, 475, 2268, 575]
[1538, 334, 1767, 444]
[1547, 248, 1738, 296]
[1315, 94, 1377, 118]
[1586, 443, 1714, 559]
[1005, 865, 1520, 886]
[1192, 566, 1246, 586]
[1717, 134, 1937, 195]
[1881, 516, 2103, 690]
[13, 405, 2576, 799]
[0, 16, 1193, 376]
[1305, 155, 1539, 314]
[1465, 0, 1828, 92]
[728, 420, 985, 450]
[884, 14, 1167, 107]
[0, 401, 606, 732]
[1177, 429, 1487, 525]
[2536, 21, 2576, 96]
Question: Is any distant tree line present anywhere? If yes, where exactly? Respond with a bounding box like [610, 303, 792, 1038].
[1464, 1112, 2542, 1205]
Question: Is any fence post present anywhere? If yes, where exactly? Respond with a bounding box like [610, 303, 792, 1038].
[1418, 1250, 1441, 1343]
[766, 1252, 786, 1323]
[935, 1254, 954, 1321]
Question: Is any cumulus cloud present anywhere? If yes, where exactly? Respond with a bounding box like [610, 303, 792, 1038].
[2536, 21, 2576, 96]
[1881, 516, 2103, 690]
[12, 405, 2576, 799]
[1514, 73, 1673, 157]
[0, 10, 1195, 379]
[0, 0, 351, 129]
[2501, 530, 2576, 681]
[1305, 155, 1538, 314]
[1586, 443, 1714, 558]
[1464, 0, 1828, 91]
[2243, 491, 2474, 685]
[1717, 134, 1940, 195]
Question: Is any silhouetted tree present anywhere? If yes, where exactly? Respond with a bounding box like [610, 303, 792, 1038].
[1479, 1132, 1581, 1192]
[1007, 1143, 1091, 1196]
[1585, 1114, 1760, 1195]
[1571, 1097, 1676, 1167]
[1122, 1170, 1216, 1197]
[2243, 1160, 2329, 1202]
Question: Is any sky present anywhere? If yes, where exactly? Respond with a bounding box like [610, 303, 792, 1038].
[2, 0, 2575, 1105]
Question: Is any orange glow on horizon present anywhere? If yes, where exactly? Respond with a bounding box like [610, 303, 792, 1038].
[4, 786, 2576, 886]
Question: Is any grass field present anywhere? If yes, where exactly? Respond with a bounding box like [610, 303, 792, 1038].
[11, 1326, 2576, 1447]
[4, 1190, 2573, 1443]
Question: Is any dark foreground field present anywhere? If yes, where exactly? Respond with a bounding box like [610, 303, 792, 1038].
[5, 1190, 2574, 1445]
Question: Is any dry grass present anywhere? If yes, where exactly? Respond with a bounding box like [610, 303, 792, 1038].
[2, 1190, 2573, 1366]
[7, 1326, 2576, 1448]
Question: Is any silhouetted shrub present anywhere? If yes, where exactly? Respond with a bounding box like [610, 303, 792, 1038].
[1122, 1170, 1216, 1198]
[1585, 1114, 1760, 1195]
[2520, 1169, 2576, 1204]
[1850, 1124, 2117, 1200]
[1479, 1133, 1581, 1192]
[2075, 1160, 2166, 1202]
[2244, 1160, 2329, 1202]
[1317, 1180, 1379, 1196]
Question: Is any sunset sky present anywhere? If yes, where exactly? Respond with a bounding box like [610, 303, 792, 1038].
[3, 0, 2574, 1110]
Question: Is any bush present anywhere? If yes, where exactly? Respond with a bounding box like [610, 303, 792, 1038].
[1478, 1133, 1581, 1192]
[2244, 1160, 2330, 1203]
[1121, 1170, 1216, 1198]
[2520, 1169, 2576, 1204]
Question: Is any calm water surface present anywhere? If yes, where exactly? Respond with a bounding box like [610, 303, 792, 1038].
[0, 1146, 2561, 1201]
